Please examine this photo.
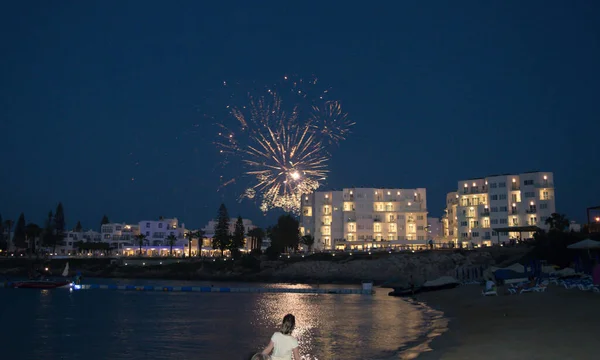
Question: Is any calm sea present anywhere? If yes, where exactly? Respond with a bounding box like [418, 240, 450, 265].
[0, 279, 445, 360]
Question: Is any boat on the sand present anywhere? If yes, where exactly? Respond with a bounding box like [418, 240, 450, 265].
[388, 276, 460, 297]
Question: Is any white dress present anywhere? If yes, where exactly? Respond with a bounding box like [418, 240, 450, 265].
[270, 331, 299, 360]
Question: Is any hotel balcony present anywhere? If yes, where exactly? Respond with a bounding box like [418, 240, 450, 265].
[509, 223, 520, 227]
[511, 209, 519, 214]
[373, 218, 382, 222]
[343, 194, 355, 201]
[346, 218, 356, 223]
[406, 219, 415, 223]
[483, 235, 491, 240]
[511, 184, 520, 191]
[535, 181, 554, 188]
[469, 186, 488, 194]
[459, 201, 484, 207]
[480, 211, 490, 217]
[526, 208, 537, 214]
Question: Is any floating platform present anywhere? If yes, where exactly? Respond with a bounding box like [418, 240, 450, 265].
[2, 281, 375, 295]
[67, 284, 374, 295]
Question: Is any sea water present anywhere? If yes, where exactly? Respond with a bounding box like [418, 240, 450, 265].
[0, 279, 444, 359]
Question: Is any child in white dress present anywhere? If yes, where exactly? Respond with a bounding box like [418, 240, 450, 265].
[261, 314, 300, 360]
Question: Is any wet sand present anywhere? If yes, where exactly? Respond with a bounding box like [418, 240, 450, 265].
[414, 284, 600, 360]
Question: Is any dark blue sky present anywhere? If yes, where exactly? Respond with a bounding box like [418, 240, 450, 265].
[1, 1, 599, 230]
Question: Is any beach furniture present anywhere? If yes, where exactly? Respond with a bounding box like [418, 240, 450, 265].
[482, 280, 497, 296]
[482, 289, 497, 296]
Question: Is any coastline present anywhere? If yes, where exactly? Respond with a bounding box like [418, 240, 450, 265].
[411, 285, 600, 359]
[0, 249, 510, 286]
[394, 299, 449, 360]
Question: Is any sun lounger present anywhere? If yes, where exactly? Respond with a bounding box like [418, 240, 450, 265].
[482, 289, 498, 296]
[519, 285, 546, 294]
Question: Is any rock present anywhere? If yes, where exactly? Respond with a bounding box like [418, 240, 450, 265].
[271, 251, 493, 284]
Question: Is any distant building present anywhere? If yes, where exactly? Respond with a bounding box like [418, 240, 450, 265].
[82, 230, 102, 242]
[138, 218, 186, 247]
[427, 217, 443, 241]
[568, 221, 581, 232]
[442, 171, 556, 247]
[101, 223, 141, 249]
[55, 230, 85, 255]
[300, 187, 429, 251]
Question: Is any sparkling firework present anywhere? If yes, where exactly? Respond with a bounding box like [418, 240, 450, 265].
[216, 76, 353, 213]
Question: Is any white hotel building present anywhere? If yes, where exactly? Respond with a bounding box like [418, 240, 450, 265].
[101, 223, 141, 249]
[300, 188, 429, 251]
[139, 218, 186, 246]
[442, 171, 556, 247]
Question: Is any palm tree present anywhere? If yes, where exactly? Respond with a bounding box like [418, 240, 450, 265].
[25, 223, 42, 255]
[247, 227, 265, 250]
[186, 230, 204, 258]
[166, 234, 177, 256]
[196, 229, 205, 257]
[545, 213, 569, 232]
[134, 234, 147, 256]
[3, 219, 13, 250]
[301, 234, 315, 252]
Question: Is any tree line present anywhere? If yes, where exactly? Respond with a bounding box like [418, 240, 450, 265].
[1, 201, 316, 258]
[211, 203, 314, 259]
[0, 203, 113, 254]
[0, 203, 68, 253]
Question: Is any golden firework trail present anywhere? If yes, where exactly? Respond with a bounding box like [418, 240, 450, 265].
[216, 77, 352, 213]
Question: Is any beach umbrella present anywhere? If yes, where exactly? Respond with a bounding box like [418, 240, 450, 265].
[568, 239, 600, 259]
[567, 239, 600, 250]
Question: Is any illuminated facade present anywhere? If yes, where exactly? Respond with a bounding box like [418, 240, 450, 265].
[101, 223, 141, 249]
[138, 218, 186, 247]
[300, 188, 429, 251]
[442, 171, 556, 247]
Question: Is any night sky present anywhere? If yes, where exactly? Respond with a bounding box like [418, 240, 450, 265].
[1, 1, 599, 230]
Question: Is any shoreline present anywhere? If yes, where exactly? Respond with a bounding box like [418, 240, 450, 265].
[411, 285, 600, 359]
[395, 299, 449, 360]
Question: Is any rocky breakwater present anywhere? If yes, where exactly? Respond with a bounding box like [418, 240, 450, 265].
[269, 251, 495, 286]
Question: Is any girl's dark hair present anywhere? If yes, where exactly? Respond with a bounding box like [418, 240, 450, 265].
[281, 314, 295, 335]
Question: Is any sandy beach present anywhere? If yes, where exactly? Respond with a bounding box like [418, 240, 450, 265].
[413, 284, 600, 360]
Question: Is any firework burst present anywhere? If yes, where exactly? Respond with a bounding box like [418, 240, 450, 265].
[216, 76, 352, 213]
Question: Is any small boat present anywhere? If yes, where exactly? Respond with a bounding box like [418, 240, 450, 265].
[13, 262, 71, 289]
[420, 276, 460, 292]
[388, 276, 460, 297]
[388, 287, 421, 297]
[13, 280, 71, 289]
[62, 262, 70, 277]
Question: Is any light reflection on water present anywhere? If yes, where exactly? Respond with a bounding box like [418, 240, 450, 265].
[0, 281, 441, 360]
